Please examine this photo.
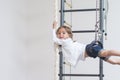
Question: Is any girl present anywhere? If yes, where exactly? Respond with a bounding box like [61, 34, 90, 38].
[52, 22, 120, 66]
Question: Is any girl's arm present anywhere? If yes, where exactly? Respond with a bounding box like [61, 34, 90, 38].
[52, 21, 62, 45]
[53, 21, 57, 29]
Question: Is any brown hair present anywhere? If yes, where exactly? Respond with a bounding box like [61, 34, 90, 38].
[56, 26, 73, 39]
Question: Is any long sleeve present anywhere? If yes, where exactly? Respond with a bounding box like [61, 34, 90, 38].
[52, 29, 86, 66]
[52, 29, 62, 45]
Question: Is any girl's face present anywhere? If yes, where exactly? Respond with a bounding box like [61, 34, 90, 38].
[57, 28, 70, 39]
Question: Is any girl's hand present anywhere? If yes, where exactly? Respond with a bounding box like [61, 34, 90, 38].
[53, 21, 57, 29]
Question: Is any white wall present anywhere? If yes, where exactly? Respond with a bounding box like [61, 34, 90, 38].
[0, 0, 120, 80]
[104, 0, 120, 80]
[0, 0, 28, 80]
[0, 0, 54, 80]
[26, 0, 54, 80]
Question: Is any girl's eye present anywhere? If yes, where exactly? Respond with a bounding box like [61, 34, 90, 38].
[62, 32, 66, 34]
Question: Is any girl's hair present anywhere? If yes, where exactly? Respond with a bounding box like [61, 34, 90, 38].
[56, 26, 73, 38]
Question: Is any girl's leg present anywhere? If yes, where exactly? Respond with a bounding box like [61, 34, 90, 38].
[99, 49, 120, 57]
[105, 57, 120, 65]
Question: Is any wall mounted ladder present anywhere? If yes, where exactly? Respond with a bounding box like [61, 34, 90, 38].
[59, 0, 105, 80]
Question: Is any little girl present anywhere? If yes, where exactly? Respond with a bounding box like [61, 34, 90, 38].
[52, 22, 120, 66]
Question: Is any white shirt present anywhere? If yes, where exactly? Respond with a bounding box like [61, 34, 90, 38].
[53, 29, 86, 66]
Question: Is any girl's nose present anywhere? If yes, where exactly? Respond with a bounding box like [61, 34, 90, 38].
[60, 34, 63, 37]
[59, 33, 64, 37]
